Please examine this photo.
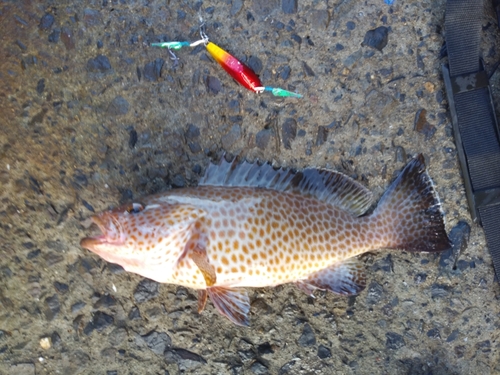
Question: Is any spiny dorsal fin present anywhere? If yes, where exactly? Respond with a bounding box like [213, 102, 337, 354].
[200, 155, 373, 216]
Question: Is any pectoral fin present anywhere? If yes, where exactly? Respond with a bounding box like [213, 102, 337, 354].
[184, 220, 217, 287]
[207, 287, 250, 327]
[296, 258, 366, 296]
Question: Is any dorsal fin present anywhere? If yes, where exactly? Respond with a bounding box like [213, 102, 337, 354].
[199, 156, 373, 216]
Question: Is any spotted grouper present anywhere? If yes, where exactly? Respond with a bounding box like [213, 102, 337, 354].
[80, 154, 450, 326]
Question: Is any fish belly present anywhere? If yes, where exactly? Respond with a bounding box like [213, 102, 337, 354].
[161, 186, 373, 289]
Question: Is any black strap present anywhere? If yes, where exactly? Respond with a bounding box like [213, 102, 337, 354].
[443, 0, 500, 280]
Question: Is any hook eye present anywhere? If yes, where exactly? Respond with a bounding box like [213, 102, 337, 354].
[126, 203, 144, 214]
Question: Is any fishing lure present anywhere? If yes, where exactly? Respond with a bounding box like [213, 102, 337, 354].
[152, 35, 302, 98]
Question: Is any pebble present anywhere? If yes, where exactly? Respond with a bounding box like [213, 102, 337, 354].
[250, 361, 268, 374]
[251, 0, 280, 17]
[439, 221, 470, 271]
[317, 345, 332, 359]
[108, 328, 127, 346]
[36, 79, 45, 95]
[83, 9, 102, 27]
[366, 281, 384, 305]
[129, 129, 138, 148]
[297, 323, 316, 347]
[44, 294, 60, 320]
[185, 124, 200, 140]
[413, 109, 436, 140]
[221, 124, 242, 149]
[282, 0, 298, 14]
[134, 279, 159, 303]
[309, 10, 330, 29]
[84, 311, 114, 335]
[362, 26, 389, 51]
[87, 55, 112, 73]
[385, 332, 405, 349]
[61, 27, 75, 50]
[54, 281, 69, 294]
[48, 28, 60, 43]
[315, 126, 328, 146]
[128, 306, 142, 320]
[231, 0, 244, 16]
[137, 330, 172, 355]
[165, 348, 207, 370]
[255, 129, 272, 150]
[302, 61, 315, 77]
[207, 75, 222, 94]
[107, 96, 130, 116]
[247, 56, 263, 74]
[39, 14, 55, 30]
[281, 118, 297, 149]
[40, 337, 51, 350]
[143, 59, 164, 81]
[427, 328, 441, 339]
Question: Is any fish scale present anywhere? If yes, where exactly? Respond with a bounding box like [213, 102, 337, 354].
[81, 155, 451, 326]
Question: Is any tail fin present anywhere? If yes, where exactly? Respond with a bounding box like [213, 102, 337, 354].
[372, 154, 451, 252]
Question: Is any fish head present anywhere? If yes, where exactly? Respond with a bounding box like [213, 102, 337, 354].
[80, 201, 202, 280]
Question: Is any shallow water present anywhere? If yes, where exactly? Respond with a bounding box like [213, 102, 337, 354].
[1, 0, 499, 374]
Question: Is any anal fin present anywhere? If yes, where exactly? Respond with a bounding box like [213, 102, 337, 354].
[198, 290, 208, 313]
[296, 258, 366, 296]
[207, 287, 250, 327]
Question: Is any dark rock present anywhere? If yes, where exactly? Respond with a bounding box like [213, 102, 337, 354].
[139, 330, 172, 355]
[171, 174, 186, 188]
[51, 331, 62, 348]
[476, 340, 491, 352]
[83, 9, 102, 26]
[106, 371, 117, 375]
[221, 124, 242, 149]
[73, 170, 88, 187]
[282, 118, 297, 149]
[302, 61, 315, 77]
[439, 221, 470, 270]
[371, 254, 393, 273]
[454, 345, 466, 358]
[143, 58, 164, 81]
[282, 0, 298, 14]
[165, 348, 207, 370]
[298, 323, 316, 347]
[36, 79, 45, 95]
[395, 146, 406, 162]
[71, 301, 86, 313]
[61, 27, 75, 50]
[39, 14, 55, 30]
[54, 281, 69, 294]
[188, 142, 202, 153]
[129, 129, 138, 148]
[362, 26, 389, 51]
[291, 34, 302, 44]
[346, 21, 356, 30]
[257, 342, 274, 355]
[87, 55, 112, 73]
[134, 279, 159, 303]
[247, 56, 263, 74]
[278, 65, 291, 80]
[26, 249, 41, 259]
[94, 294, 116, 308]
[366, 281, 384, 305]
[107, 96, 129, 116]
[228, 99, 240, 114]
[255, 129, 272, 150]
[82, 199, 95, 212]
[386, 332, 405, 349]
[185, 124, 200, 140]
[231, 0, 244, 16]
[84, 311, 114, 335]
[315, 126, 328, 146]
[250, 361, 268, 374]
[207, 75, 222, 94]
[318, 345, 332, 359]
[446, 329, 459, 342]
[430, 283, 450, 299]
[16, 40, 27, 50]
[44, 294, 60, 320]
[427, 328, 441, 339]
[48, 28, 60, 43]
[128, 307, 142, 320]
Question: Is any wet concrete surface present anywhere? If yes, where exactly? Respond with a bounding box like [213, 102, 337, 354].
[1, 0, 500, 374]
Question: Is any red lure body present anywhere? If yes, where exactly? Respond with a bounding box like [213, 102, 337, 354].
[205, 42, 263, 92]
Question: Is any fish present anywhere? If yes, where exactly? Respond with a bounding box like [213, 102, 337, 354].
[80, 154, 451, 326]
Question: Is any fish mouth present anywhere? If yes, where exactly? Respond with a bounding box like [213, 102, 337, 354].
[80, 213, 125, 250]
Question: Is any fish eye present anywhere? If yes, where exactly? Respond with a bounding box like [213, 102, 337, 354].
[126, 203, 144, 214]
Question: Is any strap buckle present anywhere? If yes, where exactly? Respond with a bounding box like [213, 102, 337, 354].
[442, 62, 500, 224]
